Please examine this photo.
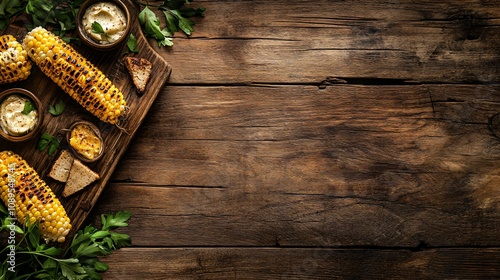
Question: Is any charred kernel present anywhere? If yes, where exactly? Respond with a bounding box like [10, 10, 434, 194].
[0, 151, 71, 243]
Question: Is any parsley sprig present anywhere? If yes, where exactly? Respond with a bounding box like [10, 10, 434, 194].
[0, 209, 132, 279]
[0, 0, 205, 46]
[137, 0, 205, 47]
[21, 100, 36, 115]
[49, 99, 66, 116]
[126, 34, 139, 53]
[0, 0, 83, 38]
[91, 21, 108, 39]
[37, 132, 61, 156]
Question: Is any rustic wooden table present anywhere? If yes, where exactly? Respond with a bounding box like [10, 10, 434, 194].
[91, 0, 500, 278]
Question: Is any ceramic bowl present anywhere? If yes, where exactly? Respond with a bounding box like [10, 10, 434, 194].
[76, 0, 131, 50]
[65, 120, 105, 163]
[0, 88, 43, 142]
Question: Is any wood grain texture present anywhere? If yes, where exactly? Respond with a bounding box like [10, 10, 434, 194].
[147, 0, 500, 84]
[100, 247, 500, 279]
[68, 0, 500, 278]
[0, 0, 171, 242]
[90, 84, 500, 248]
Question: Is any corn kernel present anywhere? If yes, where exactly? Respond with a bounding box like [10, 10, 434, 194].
[23, 27, 126, 124]
[0, 35, 30, 83]
[0, 151, 72, 243]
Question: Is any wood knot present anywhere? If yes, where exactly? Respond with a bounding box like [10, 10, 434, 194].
[488, 113, 500, 139]
[318, 77, 347, 89]
[448, 10, 487, 40]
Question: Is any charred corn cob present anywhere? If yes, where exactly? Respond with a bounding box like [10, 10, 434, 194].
[0, 151, 71, 243]
[23, 27, 126, 124]
[0, 35, 32, 84]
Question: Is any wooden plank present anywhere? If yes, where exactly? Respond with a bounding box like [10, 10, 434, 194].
[0, 0, 171, 243]
[146, 0, 500, 84]
[95, 181, 500, 247]
[100, 247, 500, 279]
[90, 84, 500, 247]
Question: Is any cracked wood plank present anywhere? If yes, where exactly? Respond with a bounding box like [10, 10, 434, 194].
[88, 84, 500, 247]
[100, 247, 500, 279]
[147, 0, 500, 84]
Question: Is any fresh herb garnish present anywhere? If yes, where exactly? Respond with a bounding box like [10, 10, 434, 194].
[48, 99, 66, 116]
[21, 100, 36, 115]
[0, 0, 84, 37]
[0, 0, 25, 30]
[139, 6, 173, 47]
[1, 0, 205, 46]
[91, 21, 108, 38]
[137, 0, 205, 47]
[37, 132, 60, 156]
[126, 33, 139, 53]
[0, 210, 132, 279]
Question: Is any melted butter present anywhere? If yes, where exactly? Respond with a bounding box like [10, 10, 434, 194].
[82, 2, 127, 44]
[69, 124, 102, 160]
[0, 95, 38, 136]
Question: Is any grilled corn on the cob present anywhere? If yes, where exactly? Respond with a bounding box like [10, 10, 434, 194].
[0, 35, 32, 84]
[23, 27, 126, 124]
[0, 151, 71, 243]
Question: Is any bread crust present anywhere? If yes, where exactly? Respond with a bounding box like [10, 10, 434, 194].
[123, 56, 152, 94]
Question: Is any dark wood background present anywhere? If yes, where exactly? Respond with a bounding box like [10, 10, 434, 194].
[90, 0, 500, 278]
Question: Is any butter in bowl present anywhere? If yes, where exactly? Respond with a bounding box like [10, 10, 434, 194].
[65, 120, 104, 163]
[0, 88, 43, 142]
[76, 0, 131, 50]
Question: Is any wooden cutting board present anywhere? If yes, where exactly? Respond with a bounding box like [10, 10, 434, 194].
[0, 0, 171, 243]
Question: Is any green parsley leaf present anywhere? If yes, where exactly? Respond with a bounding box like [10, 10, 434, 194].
[25, 0, 59, 27]
[37, 132, 50, 151]
[60, 260, 86, 279]
[167, 9, 194, 36]
[23, 0, 83, 36]
[0, 0, 24, 30]
[93, 260, 109, 272]
[42, 246, 63, 257]
[74, 242, 109, 258]
[48, 99, 65, 116]
[91, 21, 107, 36]
[90, 230, 110, 241]
[126, 33, 139, 53]
[163, 10, 178, 35]
[0, 0, 23, 15]
[101, 211, 131, 231]
[110, 231, 132, 248]
[139, 6, 173, 46]
[137, 0, 204, 47]
[0, 217, 23, 234]
[47, 141, 59, 155]
[21, 100, 35, 115]
[37, 132, 60, 155]
[42, 257, 58, 269]
[0, 0, 86, 35]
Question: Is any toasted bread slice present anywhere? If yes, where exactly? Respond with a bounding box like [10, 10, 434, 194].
[63, 159, 100, 197]
[48, 150, 74, 182]
[123, 56, 152, 94]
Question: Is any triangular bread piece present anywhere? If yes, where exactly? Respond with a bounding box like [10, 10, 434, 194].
[63, 159, 100, 197]
[48, 150, 74, 182]
[123, 56, 152, 94]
